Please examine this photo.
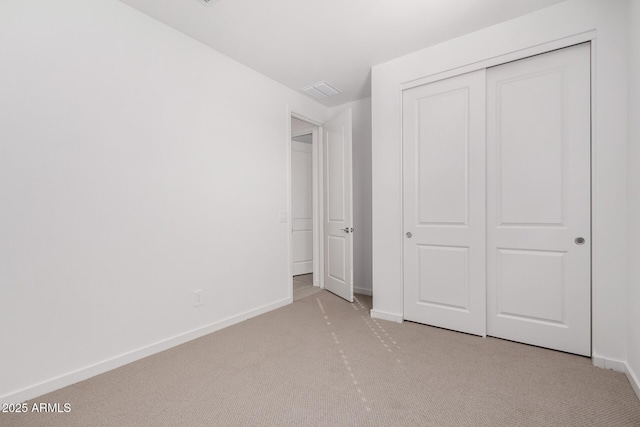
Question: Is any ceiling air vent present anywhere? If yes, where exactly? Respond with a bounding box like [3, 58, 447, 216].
[195, 0, 216, 6]
[302, 81, 341, 99]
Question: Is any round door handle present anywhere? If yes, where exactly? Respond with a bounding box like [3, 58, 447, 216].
[575, 237, 585, 245]
[406, 232, 412, 238]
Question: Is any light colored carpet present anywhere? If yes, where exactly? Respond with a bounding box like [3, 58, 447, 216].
[293, 274, 321, 301]
[2, 291, 639, 426]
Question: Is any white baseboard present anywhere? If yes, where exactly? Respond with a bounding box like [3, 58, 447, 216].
[0, 298, 290, 406]
[592, 354, 640, 402]
[370, 309, 403, 323]
[625, 362, 640, 402]
[592, 354, 627, 372]
[353, 286, 372, 296]
[292, 264, 312, 276]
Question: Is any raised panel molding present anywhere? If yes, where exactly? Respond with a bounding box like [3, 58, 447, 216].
[327, 235, 346, 283]
[496, 248, 566, 325]
[327, 129, 345, 223]
[417, 244, 470, 311]
[496, 69, 566, 226]
[416, 88, 469, 226]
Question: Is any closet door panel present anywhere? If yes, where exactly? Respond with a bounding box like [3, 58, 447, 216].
[403, 70, 486, 336]
[486, 43, 591, 356]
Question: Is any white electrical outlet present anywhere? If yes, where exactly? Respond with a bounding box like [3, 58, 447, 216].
[193, 289, 203, 307]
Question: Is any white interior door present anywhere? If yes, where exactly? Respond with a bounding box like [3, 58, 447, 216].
[323, 109, 353, 302]
[403, 70, 487, 336]
[486, 43, 591, 356]
[291, 140, 313, 276]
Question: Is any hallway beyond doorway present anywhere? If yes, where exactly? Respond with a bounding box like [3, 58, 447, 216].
[293, 274, 321, 301]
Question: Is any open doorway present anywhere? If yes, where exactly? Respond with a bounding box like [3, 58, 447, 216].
[291, 116, 322, 301]
[288, 109, 354, 303]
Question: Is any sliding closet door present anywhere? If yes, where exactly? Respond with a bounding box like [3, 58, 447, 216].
[486, 43, 591, 356]
[403, 70, 486, 336]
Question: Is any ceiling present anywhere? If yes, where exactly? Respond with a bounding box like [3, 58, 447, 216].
[118, 0, 566, 107]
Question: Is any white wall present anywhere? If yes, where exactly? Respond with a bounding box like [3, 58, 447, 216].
[627, 0, 640, 399]
[371, 0, 629, 364]
[0, 0, 329, 403]
[331, 98, 373, 296]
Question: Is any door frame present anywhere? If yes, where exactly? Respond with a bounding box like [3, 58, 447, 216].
[287, 110, 325, 300]
[399, 34, 595, 355]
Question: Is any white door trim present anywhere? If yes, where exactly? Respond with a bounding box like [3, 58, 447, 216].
[399, 31, 595, 92]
